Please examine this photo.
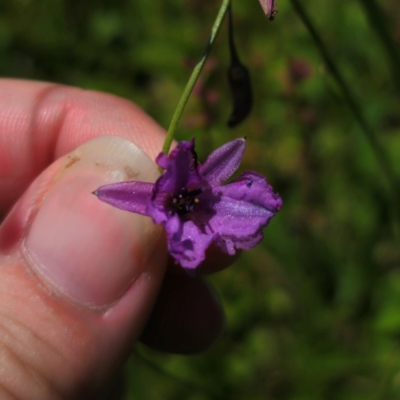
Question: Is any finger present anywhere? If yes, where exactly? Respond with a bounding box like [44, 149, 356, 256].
[0, 136, 167, 398]
[0, 78, 166, 214]
[0, 81, 228, 397]
[0, 79, 239, 276]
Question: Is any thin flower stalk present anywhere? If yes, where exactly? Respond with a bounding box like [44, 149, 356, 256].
[162, 0, 231, 160]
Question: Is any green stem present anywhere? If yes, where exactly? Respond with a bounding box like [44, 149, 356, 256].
[161, 0, 231, 157]
[289, 0, 400, 242]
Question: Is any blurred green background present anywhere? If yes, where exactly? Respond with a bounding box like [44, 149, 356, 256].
[2, 0, 400, 398]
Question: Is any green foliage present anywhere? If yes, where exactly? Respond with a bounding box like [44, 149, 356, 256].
[2, 0, 400, 398]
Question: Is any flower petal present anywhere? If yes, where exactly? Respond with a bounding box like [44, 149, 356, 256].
[200, 138, 246, 187]
[193, 171, 282, 253]
[155, 139, 202, 196]
[163, 214, 213, 269]
[94, 181, 153, 215]
[222, 171, 282, 212]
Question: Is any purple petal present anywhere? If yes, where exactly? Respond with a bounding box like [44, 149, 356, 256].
[94, 181, 153, 215]
[155, 152, 170, 171]
[223, 171, 283, 212]
[200, 138, 246, 187]
[147, 191, 170, 225]
[193, 171, 282, 253]
[155, 139, 202, 196]
[163, 215, 213, 269]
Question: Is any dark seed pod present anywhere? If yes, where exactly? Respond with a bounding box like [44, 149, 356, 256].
[227, 5, 253, 128]
[227, 59, 252, 128]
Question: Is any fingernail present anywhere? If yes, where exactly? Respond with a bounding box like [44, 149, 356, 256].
[24, 136, 162, 308]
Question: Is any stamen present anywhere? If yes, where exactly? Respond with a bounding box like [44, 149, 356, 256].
[171, 187, 202, 215]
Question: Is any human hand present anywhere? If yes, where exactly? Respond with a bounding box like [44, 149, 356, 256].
[0, 79, 230, 399]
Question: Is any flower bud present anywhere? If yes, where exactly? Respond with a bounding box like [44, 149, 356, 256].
[258, 0, 278, 21]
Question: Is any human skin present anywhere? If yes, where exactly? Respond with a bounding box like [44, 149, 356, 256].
[0, 79, 233, 399]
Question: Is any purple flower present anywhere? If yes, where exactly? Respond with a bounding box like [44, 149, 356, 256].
[94, 138, 282, 269]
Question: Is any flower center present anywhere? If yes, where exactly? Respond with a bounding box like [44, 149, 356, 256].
[172, 187, 202, 215]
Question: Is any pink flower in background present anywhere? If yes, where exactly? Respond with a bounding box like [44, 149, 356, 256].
[258, 0, 278, 21]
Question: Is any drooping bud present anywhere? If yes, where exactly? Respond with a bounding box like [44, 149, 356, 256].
[258, 0, 278, 21]
[227, 4, 253, 128]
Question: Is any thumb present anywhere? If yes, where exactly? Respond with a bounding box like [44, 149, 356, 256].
[0, 136, 167, 399]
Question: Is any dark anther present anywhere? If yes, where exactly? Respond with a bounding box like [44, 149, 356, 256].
[172, 187, 202, 215]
